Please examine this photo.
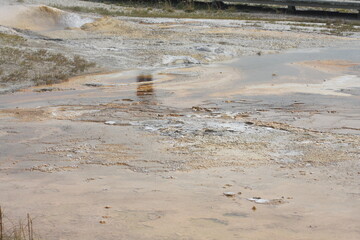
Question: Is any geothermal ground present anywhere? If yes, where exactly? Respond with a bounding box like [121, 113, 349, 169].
[0, 0, 359, 239]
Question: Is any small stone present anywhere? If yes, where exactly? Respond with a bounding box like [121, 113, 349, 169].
[223, 192, 236, 197]
[164, 176, 175, 179]
[84, 83, 104, 87]
[247, 197, 270, 204]
[195, 46, 211, 52]
[105, 121, 116, 125]
[99, 220, 106, 224]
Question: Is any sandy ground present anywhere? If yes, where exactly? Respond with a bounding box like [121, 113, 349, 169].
[0, 1, 359, 240]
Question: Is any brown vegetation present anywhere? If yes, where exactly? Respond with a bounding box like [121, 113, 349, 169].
[0, 207, 34, 240]
[0, 33, 95, 92]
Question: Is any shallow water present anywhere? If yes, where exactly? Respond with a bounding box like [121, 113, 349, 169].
[230, 47, 360, 85]
[1, 46, 359, 133]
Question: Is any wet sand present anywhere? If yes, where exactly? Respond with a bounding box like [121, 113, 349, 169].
[2, 159, 359, 240]
[0, 116, 359, 240]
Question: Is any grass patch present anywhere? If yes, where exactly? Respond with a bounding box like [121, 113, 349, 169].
[0, 33, 96, 92]
[49, 2, 360, 38]
[51, 4, 265, 20]
[52, 3, 360, 37]
[0, 47, 95, 86]
[0, 33, 26, 45]
[51, 2, 360, 29]
[325, 21, 358, 36]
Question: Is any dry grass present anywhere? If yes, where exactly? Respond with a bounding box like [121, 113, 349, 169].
[0, 207, 35, 240]
[52, 4, 249, 19]
[53, 3, 360, 29]
[0, 33, 26, 45]
[49, 2, 360, 39]
[0, 47, 95, 85]
[0, 33, 95, 92]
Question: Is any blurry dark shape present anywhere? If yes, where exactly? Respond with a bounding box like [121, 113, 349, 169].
[136, 74, 157, 104]
[137, 74, 153, 83]
[137, 74, 154, 96]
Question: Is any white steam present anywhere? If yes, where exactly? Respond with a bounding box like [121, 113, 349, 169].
[59, 13, 94, 29]
[0, 5, 94, 31]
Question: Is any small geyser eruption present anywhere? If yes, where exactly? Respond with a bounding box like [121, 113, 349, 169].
[59, 12, 94, 29]
[0, 5, 93, 31]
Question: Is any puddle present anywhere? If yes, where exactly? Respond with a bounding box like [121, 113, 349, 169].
[166, 47, 360, 133]
[229, 47, 360, 86]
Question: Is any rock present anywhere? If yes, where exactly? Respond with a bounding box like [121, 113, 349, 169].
[247, 197, 270, 204]
[247, 197, 286, 205]
[104, 121, 116, 125]
[33, 87, 57, 92]
[84, 83, 104, 87]
[195, 46, 212, 52]
[164, 176, 176, 179]
[223, 192, 236, 197]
